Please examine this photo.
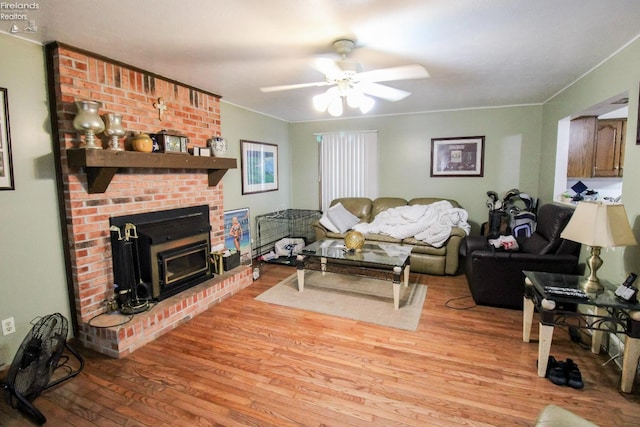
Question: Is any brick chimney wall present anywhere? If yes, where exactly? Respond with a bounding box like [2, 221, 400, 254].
[47, 43, 251, 358]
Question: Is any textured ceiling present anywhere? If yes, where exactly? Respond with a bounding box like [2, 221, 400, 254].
[5, 0, 640, 121]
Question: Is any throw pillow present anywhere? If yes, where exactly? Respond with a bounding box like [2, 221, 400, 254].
[327, 202, 360, 233]
[319, 214, 340, 233]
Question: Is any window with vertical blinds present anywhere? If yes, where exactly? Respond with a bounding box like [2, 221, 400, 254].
[318, 131, 379, 212]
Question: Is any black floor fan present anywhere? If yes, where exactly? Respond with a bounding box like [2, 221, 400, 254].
[2, 313, 84, 424]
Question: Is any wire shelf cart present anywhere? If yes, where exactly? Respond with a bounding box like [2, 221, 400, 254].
[254, 209, 322, 265]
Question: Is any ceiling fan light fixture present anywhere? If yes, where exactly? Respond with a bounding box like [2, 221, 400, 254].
[346, 89, 374, 114]
[312, 92, 331, 112]
[315, 87, 373, 116]
[346, 90, 361, 108]
[327, 96, 343, 117]
[358, 95, 375, 114]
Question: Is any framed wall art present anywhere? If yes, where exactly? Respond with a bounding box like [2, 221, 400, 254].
[0, 87, 14, 190]
[430, 136, 485, 177]
[224, 207, 252, 264]
[241, 140, 278, 194]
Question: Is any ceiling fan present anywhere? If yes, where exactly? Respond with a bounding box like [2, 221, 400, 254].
[259, 39, 429, 116]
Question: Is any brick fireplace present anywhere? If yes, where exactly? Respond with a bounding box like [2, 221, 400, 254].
[46, 42, 252, 358]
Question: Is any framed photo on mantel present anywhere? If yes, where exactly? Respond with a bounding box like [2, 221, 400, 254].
[430, 136, 485, 177]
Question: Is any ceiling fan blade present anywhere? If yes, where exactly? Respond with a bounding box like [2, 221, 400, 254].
[260, 81, 331, 92]
[359, 82, 411, 102]
[358, 64, 429, 83]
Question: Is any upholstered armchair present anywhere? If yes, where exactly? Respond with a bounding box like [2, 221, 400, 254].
[461, 203, 581, 309]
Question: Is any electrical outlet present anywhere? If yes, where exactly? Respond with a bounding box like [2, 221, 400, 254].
[2, 317, 16, 335]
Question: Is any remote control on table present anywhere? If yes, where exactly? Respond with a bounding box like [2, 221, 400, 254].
[544, 286, 590, 300]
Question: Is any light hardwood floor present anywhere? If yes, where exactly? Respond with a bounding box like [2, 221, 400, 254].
[1, 264, 639, 426]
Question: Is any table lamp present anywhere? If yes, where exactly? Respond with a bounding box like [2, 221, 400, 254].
[560, 201, 637, 293]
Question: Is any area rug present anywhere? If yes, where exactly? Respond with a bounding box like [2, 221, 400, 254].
[255, 270, 427, 331]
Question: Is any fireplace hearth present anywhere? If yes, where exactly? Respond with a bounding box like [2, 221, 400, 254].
[109, 205, 213, 302]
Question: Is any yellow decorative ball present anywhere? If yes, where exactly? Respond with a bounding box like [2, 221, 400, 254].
[344, 230, 365, 251]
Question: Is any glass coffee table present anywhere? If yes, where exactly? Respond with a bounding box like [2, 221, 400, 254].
[296, 239, 412, 310]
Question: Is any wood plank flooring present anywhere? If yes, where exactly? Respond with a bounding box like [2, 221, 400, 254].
[1, 264, 639, 426]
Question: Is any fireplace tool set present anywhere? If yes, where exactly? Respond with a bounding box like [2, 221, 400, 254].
[109, 223, 150, 315]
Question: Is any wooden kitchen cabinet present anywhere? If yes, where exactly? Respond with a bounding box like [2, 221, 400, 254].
[567, 117, 596, 178]
[594, 119, 625, 177]
[566, 117, 626, 178]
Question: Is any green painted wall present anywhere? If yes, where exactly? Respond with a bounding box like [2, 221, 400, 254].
[541, 37, 640, 282]
[0, 34, 71, 366]
[289, 105, 543, 233]
[220, 102, 292, 245]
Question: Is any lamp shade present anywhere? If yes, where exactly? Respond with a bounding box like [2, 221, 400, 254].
[560, 201, 637, 247]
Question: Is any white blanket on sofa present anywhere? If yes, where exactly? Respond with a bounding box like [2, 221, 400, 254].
[352, 201, 471, 248]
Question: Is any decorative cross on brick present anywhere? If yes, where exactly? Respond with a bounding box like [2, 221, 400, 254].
[153, 97, 168, 120]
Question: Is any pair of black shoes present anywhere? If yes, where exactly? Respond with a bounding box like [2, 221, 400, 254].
[545, 356, 584, 389]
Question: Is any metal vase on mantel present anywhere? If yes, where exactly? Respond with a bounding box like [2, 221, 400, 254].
[103, 113, 125, 151]
[73, 100, 105, 149]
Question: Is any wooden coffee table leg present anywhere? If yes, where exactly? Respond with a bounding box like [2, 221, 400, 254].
[403, 264, 410, 287]
[296, 254, 305, 292]
[393, 266, 402, 310]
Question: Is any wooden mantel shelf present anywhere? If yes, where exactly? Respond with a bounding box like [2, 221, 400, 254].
[67, 149, 237, 194]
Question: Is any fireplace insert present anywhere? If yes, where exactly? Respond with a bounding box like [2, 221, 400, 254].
[109, 205, 213, 301]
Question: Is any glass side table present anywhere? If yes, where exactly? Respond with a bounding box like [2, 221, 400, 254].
[522, 270, 640, 393]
